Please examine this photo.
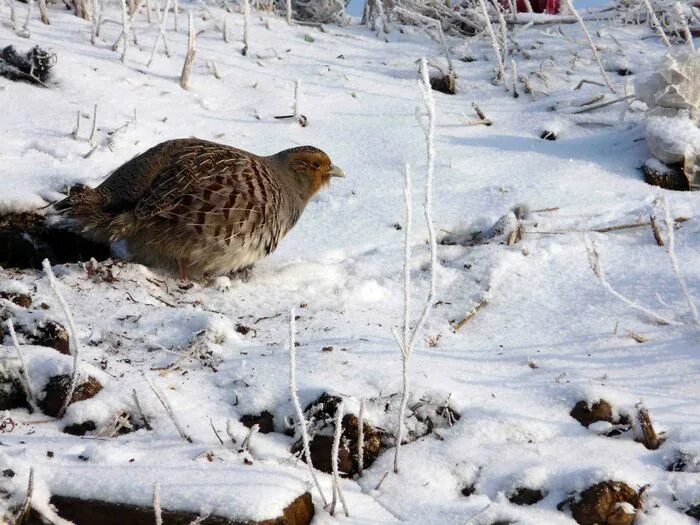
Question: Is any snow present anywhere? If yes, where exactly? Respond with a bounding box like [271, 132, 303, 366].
[1, 1, 700, 524]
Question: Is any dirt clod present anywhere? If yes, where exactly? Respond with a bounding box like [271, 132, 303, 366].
[0, 292, 32, 308]
[568, 481, 640, 525]
[240, 411, 274, 434]
[509, 487, 545, 505]
[39, 375, 103, 417]
[570, 400, 628, 428]
[63, 420, 97, 436]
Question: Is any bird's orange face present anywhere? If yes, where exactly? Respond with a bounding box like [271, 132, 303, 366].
[287, 149, 345, 196]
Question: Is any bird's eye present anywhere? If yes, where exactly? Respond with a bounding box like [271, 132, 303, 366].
[310, 161, 321, 169]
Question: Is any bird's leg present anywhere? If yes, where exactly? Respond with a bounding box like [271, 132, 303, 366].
[177, 259, 190, 283]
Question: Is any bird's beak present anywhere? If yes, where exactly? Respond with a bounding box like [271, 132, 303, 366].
[328, 164, 346, 178]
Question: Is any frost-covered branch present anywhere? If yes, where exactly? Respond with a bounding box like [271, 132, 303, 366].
[148, 0, 172, 66]
[289, 308, 328, 506]
[584, 236, 681, 326]
[562, 0, 615, 94]
[330, 400, 349, 517]
[641, 0, 671, 47]
[144, 374, 193, 442]
[42, 259, 82, 418]
[37, 0, 49, 25]
[394, 59, 438, 474]
[477, 0, 505, 83]
[660, 196, 698, 325]
[5, 320, 37, 413]
[286, 0, 292, 23]
[242, 0, 249, 56]
[673, 2, 695, 51]
[119, 0, 129, 62]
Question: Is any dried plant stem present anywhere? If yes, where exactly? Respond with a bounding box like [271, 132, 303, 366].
[242, 0, 249, 55]
[88, 104, 98, 147]
[635, 402, 661, 450]
[37, 0, 49, 24]
[241, 423, 258, 453]
[563, 0, 615, 94]
[293, 79, 301, 118]
[153, 483, 163, 525]
[6, 320, 37, 413]
[584, 236, 681, 326]
[641, 0, 671, 47]
[172, 0, 178, 31]
[649, 213, 664, 246]
[90, 0, 100, 43]
[454, 296, 489, 332]
[13, 468, 33, 525]
[180, 11, 196, 90]
[144, 374, 193, 442]
[42, 259, 82, 418]
[286, 0, 291, 23]
[289, 308, 328, 506]
[71, 110, 81, 139]
[477, 0, 505, 83]
[132, 389, 152, 430]
[511, 58, 519, 98]
[330, 400, 349, 517]
[357, 398, 365, 476]
[661, 196, 698, 325]
[522, 0, 533, 12]
[120, 0, 129, 62]
[22, 0, 33, 32]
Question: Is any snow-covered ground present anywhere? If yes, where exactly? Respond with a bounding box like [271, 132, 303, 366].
[1, 2, 699, 524]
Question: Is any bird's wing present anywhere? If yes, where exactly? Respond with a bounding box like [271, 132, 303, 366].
[135, 142, 284, 249]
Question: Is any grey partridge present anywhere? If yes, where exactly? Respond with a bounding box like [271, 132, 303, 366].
[55, 138, 345, 279]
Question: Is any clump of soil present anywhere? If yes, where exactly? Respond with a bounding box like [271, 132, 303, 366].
[686, 503, 700, 520]
[39, 374, 103, 417]
[240, 411, 274, 434]
[642, 161, 691, 191]
[570, 400, 630, 434]
[0, 318, 71, 355]
[0, 376, 29, 411]
[63, 420, 97, 436]
[0, 291, 32, 308]
[291, 394, 385, 477]
[508, 487, 546, 506]
[429, 69, 457, 95]
[0, 211, 110, 270]
[562, 481, 640, 525]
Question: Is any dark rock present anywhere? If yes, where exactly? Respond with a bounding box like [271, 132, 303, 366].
[686, 504, 700, 520]
[461, 484, 476, 497]
[0, 211, 110, 270]
[291, 394, 386, 477]
[27, 492, 314, 525]
[3, 469, 15, 478]
[540, 130, 557, 141]
[0, 292, 32, 308]
[643, 162, 691, 191]
[429, 71, 457, 95]
[39, 375, 103, 417]
[63, 420, 97, 436]
[568, 481, 640, 525]
[34, 321, 71, 355]
[0, 376, 29, 411]
[509, 487, 545, 505]
[240, 411, 274, 434]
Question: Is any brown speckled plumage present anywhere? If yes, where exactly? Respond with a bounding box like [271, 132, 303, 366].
[55, 138, 344, 279]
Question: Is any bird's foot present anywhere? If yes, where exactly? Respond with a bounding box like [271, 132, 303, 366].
[229, 265, 254, 283]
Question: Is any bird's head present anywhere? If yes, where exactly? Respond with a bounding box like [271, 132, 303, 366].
[273, 146, 345, 198]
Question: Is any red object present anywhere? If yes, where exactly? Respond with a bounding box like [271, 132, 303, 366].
[503, 0, 561, 14]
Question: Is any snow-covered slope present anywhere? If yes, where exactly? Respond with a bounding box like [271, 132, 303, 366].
[1, 2, 699, 524]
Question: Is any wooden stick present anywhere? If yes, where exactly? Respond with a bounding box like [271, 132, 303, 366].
[180, 11, 196, 90]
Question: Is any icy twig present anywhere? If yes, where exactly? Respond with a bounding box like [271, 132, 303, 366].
[180, 11, 196, 90]
[144, 374, 193, 442]
[511, 58, 519, 98]
[223, 16, 229, 42]
[132, 389, 152, 430]
[242, 0, 249, 55]
[5, 320, 36, 413]
[209, 417, 224, 445]
[286, 0, 291, 24]
[289, 308, 328, 506]
[454, 295, 489, 332]
[88, 104, 98, 147]
[240, 423, 258, 454]
[43, 259, 82, 418]
[90, 0, 100, 43]
[13, 468, 33, 525]
[69, 111, 80, 139]
[562, 0, 615, 94]
[120, 0, 129, 62]
[330, 400, 349, 517]
[395, 58, 438, 474]
[293, 79, 301, 119]
[660, 196, 698, 325]
[641, 0, 671, 47]
[172, 0, 178, 31]
[148, 0, 173, 66]
[477, 0, 505, 83]
[357, 398, 365, 476]
[571, 95, 634, 114]
[583, 236, 681, 326]
[674, 2, 695, 50]
[153, 482, 163, 525]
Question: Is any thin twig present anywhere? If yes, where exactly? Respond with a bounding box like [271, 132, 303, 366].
[5, 320, 36, 413]
[144, 374, 193, 442]
[330, 400, 349, 517]
[132, 389, 152, 430]
[180, 11, 196, 90]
